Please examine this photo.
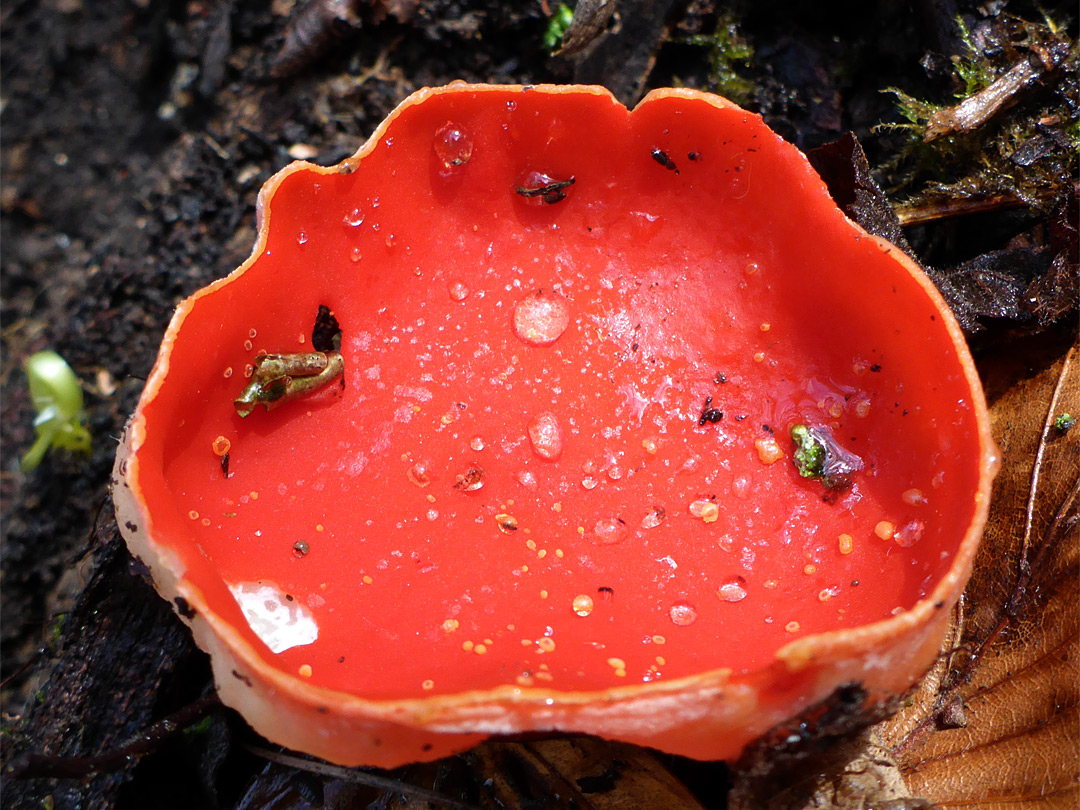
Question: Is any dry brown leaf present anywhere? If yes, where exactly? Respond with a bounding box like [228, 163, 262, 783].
[874, 336, 1080, 808]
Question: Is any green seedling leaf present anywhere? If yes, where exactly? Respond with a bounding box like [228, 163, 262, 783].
[20, 351, 92, 472]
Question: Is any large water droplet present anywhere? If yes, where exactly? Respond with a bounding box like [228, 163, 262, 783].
[433, 122, 474, 169]
[527, 411, 564, 460]
[513, 290, 570, 346]
[297, 230, 308, 245]
[343, 207, 364, 227]
[593, 518, 627, 545]
[718, 576, 748, 603]
[669, 602, 698, 627]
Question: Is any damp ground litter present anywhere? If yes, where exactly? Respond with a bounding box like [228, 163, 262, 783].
[2, 2, 1074, 809]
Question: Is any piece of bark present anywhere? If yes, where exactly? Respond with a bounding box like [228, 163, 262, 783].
[555, 0, 615, 58]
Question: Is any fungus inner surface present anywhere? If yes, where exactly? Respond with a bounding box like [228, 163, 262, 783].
[136, 90, 983, 699]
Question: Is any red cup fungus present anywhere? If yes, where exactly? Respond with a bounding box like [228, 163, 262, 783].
[113, 84, 998, 768]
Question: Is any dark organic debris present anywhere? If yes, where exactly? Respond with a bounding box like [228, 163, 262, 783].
[8, 694, 224, 780]
[312, 304, 342, 352]
[651, 147, 679, 173]
[790, 424, 864, 490]
[808, 132, 912, 254]
[515, 175, 575, 205]
[698, 396, 723, 426]
[733, 682, 879, 783]
[271, 0, 363, 79]
[246, 745, 482, 810]
[933, 246, 1054, 333]
[810, 130, 1077, 334]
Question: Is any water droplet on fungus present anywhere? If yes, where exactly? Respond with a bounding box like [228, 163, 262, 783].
[755, 437, 784, 464]
[902, 488, 927, 506]
[641, 505, 666, 529]
[433, 122, 474, 169]
[875, 520, 895, 540]
[407, 460, 433, 488]
[572, 594, 594, 616]
[593, 518, 626, 545]
[894, 519, 925, 548]
[718, 576, 748, 603]
[513, 290, 570, 346]
[527, 411, 564, 459]
[669, 602, 698, 626]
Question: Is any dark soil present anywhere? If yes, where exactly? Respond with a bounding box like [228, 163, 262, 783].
[1, 2, 1073, 809]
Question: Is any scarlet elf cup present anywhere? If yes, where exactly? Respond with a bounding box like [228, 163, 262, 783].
[113, 85, 998, 768]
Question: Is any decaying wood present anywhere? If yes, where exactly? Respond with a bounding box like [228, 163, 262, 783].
[572, 0, 680, 105]
[923, 41, 1070, 142]
[555, 0, 616, 58]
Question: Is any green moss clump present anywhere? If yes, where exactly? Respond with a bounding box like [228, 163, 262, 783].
[880, 12, 1077, 216]
[685, 14, 755, 106]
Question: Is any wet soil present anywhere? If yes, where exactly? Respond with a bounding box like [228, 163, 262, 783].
[0, 2, 1071, 809]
